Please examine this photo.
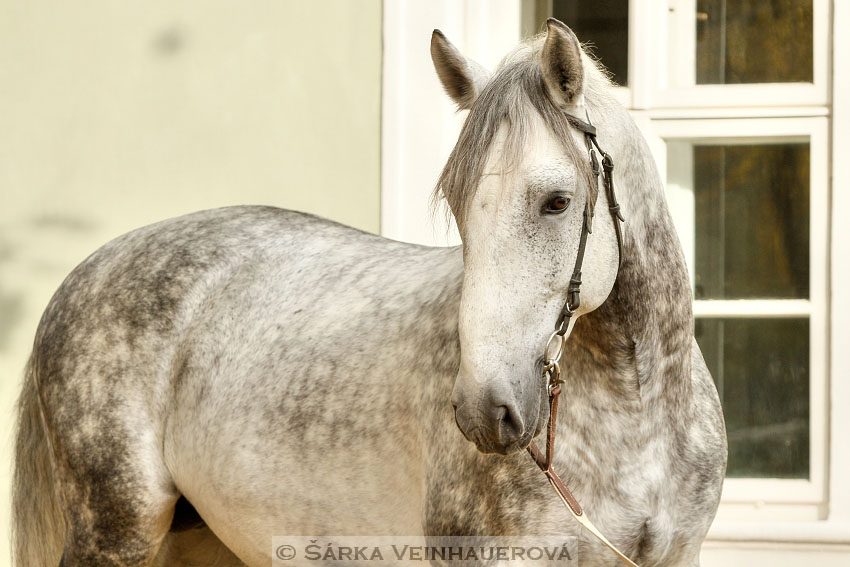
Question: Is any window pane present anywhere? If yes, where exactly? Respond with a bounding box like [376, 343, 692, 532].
[693, 143, 809, 299]
[547, 0, 629, 86]
[696, 317, 809, 478]
[696, 0, 813, 84]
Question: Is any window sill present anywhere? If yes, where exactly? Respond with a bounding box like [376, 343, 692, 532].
[707, 520, 850, 544]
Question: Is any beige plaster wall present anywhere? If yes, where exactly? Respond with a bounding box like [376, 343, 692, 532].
[0, 2, 382, 563]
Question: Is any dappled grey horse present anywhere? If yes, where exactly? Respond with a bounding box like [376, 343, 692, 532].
[14, 20, 726, 567]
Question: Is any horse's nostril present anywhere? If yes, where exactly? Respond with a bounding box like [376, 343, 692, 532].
[451, 384, 525, 452]
[501, 406, 523, 445]
[489, 403, 522, 446]
[450, 391, 463, 411]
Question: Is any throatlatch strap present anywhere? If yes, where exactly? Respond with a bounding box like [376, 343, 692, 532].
[602, 153, 625, 269]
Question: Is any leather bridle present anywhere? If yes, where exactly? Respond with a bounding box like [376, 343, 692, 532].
[556, 113, 625, 334]
[525, 113, 638, 567]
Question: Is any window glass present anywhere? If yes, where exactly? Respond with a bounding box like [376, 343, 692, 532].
[693, 143, 810, 299]
[696, 0, 813, 84]
[696, 317, 809, 478]
[666, 136, 813, 480]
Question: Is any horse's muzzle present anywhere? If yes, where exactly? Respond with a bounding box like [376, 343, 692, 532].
[451, 390, 533, 455]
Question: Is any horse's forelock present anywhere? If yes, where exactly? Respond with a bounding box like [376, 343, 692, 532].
[433, 44, 595, 227]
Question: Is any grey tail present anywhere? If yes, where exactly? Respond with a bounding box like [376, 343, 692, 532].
[12, 356, 64, 567]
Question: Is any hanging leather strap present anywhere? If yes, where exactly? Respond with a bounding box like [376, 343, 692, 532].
[527, 386, 640, 567]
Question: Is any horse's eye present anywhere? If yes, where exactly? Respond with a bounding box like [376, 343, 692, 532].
[543, 195, 570, 214]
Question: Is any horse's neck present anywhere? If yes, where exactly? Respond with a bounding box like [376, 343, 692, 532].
[570, 100, 695, 414]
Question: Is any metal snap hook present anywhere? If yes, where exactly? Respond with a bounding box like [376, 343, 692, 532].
[544, 360, 563, 394]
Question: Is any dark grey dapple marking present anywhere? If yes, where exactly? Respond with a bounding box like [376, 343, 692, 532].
[13, 20, 726, 567]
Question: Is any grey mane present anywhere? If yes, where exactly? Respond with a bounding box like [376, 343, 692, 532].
[433, 37, 604, 225]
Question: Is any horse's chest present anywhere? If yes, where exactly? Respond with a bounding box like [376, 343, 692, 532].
[558, 413, 695, 564]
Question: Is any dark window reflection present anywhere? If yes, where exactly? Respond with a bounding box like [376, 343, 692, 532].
[697, 0, 813, 84]
[696, 317, 809, 478]
[694, 143, 809, 300]
[548, 0, 630, 86]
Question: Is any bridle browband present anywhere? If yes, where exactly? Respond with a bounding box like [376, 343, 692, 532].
[525, 113, 638, 567]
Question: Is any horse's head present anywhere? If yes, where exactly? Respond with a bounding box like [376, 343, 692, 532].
[433, 20, 621, 455]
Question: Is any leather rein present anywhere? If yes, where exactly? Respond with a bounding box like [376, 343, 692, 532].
[525, 114, 638, 567]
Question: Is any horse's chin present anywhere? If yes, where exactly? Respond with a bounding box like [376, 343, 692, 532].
[471, 431, 535, 456]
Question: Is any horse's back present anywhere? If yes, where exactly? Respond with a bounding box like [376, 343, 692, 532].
[31, 206, 376, 400]
[32, 204, 438, 386]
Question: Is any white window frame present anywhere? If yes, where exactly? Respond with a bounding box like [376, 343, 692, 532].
[829, 0, 850, 533]
[648, 116, 829, 512]
[629, 1, 850, 553]
[653, 0, 831, 108]
[382, 0, 524, 246]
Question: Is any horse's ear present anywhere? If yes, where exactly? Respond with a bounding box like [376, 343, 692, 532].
[431, 29, 490, 110]
[541, 18, 584, 109]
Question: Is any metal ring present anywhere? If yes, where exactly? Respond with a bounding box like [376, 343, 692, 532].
[544, 330, 566, 364]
